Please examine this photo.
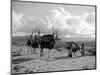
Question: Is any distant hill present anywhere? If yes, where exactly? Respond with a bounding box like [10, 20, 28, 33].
[61, 37, 95, 42]
[12, 35, 95, 46]
[12, 32, 95, 42]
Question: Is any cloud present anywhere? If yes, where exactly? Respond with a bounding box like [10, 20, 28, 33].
[46, 7, 95, 38]
[67, 18, 80, 26]
[12, 11, 25, 32]
[81, 12, 95, 24]
[12, 11, 48, 33]
[76, 12, 95, 36]
[12, 7, 95, 39]
[17, 18, 48, 33]
[47, 7, 71, 29]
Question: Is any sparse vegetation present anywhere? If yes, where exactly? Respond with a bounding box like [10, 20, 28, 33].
[24, 68, 33, 73]
[13, 65, 25, 72]
[11, 36, 96, 74]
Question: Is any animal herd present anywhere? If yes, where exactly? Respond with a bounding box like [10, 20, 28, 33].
[27, 27, 85, 58]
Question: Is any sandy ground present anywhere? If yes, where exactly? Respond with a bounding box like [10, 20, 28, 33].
[11, 45, 96, 74]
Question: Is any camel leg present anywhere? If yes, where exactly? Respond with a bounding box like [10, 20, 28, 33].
[68, 49, 72, 57]
[31, 48, 35, 54]
[42, 49, 44, 56]
[31, 49, 33, 53]
[74, 52, 76, 57]
[40, 49, 42, 57]
[27, 47, 30, 54]
[33, 48, 35, 54]
[48, 50, 50, 58]
[40, 49, 44, 57]
[34, 48, 37, 54]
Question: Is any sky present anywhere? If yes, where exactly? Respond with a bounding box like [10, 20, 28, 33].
[12, 1, 96, 39]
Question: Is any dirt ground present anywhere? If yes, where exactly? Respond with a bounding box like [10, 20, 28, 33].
[11, 45, 96, 74]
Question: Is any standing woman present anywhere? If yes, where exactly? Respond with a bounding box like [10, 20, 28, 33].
[81, 43, 85, 56]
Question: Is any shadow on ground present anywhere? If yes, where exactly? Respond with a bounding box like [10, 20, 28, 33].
[12, 58, 34, 64]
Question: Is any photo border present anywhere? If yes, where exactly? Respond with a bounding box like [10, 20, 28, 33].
[10, 0, 97, 74]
